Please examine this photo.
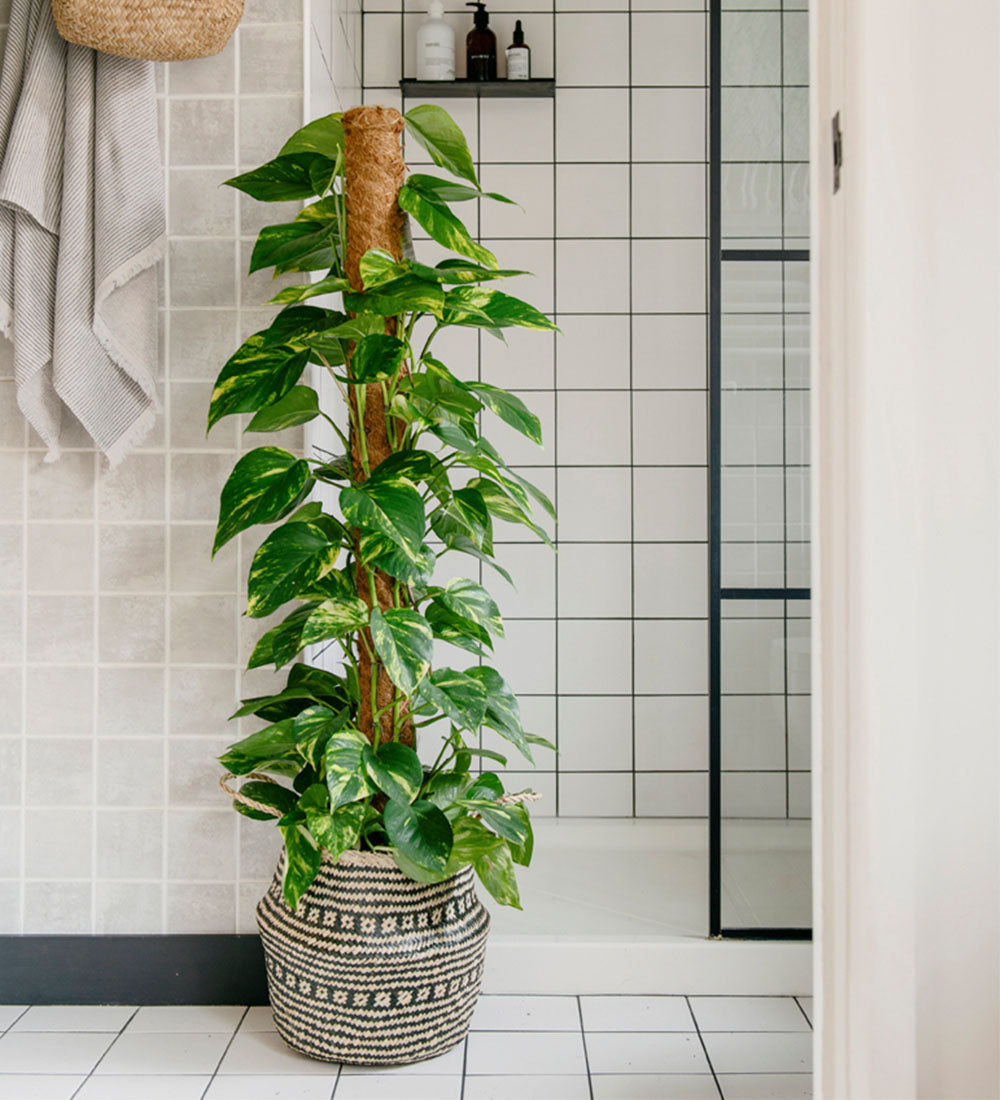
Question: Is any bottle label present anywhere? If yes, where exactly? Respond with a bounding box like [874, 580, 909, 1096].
[506, 48, 529, 80]
[418, 42, 455, 80]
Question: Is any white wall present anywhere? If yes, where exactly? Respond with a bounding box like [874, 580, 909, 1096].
[814, 2, 1000, 1096]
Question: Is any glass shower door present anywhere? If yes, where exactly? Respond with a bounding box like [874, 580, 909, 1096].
[710, 0, 811, 935]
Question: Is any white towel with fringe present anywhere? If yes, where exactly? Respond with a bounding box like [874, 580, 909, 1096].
[0, 0, 164, 465]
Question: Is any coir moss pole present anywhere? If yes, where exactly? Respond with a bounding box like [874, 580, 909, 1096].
[342, 106, 413, 748]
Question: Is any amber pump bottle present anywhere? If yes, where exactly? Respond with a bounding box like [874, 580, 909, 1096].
[466, 1, 497, 81]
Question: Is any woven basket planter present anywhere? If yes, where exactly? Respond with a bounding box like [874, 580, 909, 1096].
[257, 849, 490, 1065]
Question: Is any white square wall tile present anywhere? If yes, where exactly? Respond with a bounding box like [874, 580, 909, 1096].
[581, 995, 693, 1032]
[483, 238, 554, 314]
[634, 695, 709, 770]
[631, 164, 706, 239]
[558, 771, 633, 816]
[634, 619, 708, 694]
[362, 13, 401, 86]
[556, 89, 630, 162]
[557, 391, 631, 465]
[556, 165, 630, 238]
[558, 697, 632, 772]
[555, 14, 629, 87]
[633, 467, 707, 541]
[633, 390, 707, 466]
[466, 1076, 591, 1100]
[556, 240, 629, 314]
[632, 239, 707, 314]
[558, 618, 632, 695]
[633, 543, 708, 618]
[632, 314, 706, 390]
[557, 543, 631, 618]
[631, 12, 706, 86]
[635, 771, 708, 817]
[592, 1076, 718, 1100]
[480, 165, 554, 239]
[556, 315, 630, 390]
[722, 11, 781, 85]
[492, 543, 556, 619]
[631, 88, 706, 162]
[586, 1031, 709, 1074]
[482, 325, 555, 390]
[480, 99, 554, 163]
[465, 1031, 587, 1076]
[557, 467, 631, 541]
[489, 619, 556, 695]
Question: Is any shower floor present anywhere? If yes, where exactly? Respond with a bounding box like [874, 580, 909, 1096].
[482, 819, 812, 995]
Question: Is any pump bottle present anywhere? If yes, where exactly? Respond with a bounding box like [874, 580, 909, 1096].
[465, 1, 497, 81]
[416, 0, 455, 81]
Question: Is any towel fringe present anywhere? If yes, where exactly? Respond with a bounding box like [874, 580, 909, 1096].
[102, 400, 158, 468]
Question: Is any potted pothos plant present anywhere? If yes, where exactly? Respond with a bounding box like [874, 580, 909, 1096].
[212, 104, 556, 1065]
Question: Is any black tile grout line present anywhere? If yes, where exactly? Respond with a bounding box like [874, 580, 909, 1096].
[68, 1005, 141, 1100]
[576, 995, 596, 1100]
[0, 1006, 31, 1036]
[685, 995, 725, 1100]
[198, 1005, 251, 1100]
[793, 995, 813, 1029]
[459, 1032, 469, 1099]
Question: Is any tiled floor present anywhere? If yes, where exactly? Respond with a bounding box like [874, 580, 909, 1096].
[0, 995, 813, 1100]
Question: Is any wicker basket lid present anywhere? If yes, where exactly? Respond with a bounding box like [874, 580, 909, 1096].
[51, 0, 244, 62]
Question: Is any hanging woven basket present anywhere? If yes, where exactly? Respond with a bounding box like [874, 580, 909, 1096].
[257, 849, 491, 1065]
[51, 0, 244, 62]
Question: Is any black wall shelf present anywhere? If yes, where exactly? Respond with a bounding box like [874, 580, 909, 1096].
[400, 78, 554, 99]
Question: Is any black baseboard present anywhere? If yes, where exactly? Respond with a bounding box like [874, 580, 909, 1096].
[0, 935, 269, 1005]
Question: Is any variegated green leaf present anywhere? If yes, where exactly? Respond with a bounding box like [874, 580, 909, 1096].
[397, 185, 496, 269]
[325, 729, 374, 808]
[225, 153, 326, 202]
[208, 340, 309, 430]
[278, 113, 345, 159]
[466, 382, 542, 445]
[269, 275, 352, 305]
[383, 798, 453, 875]
[246, 385, 320, 432]
[214, 448, 312, 553]
[340, 479, 426, 562]
[403, 104, 478, 187]
[369, 608, 433, 695]
[292, 703, 351, 771]
[350, 333, 408, 383]
[361, 742, 424, 805]
[246, 521, 341, 618]
[306, 801, 365, 861]
[430, 577, 504, 638]
[279, 820, 322, 910]
[425, 602, 492, 655]
[249, 222, 335, 274]
[416, 668, 490, 731]
[218, 719, 299, 776]
[466, 665, 533, 764]
[474, 839, 521, 908]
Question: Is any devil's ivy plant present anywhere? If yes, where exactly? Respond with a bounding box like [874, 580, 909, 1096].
[213, 106, 556, 911]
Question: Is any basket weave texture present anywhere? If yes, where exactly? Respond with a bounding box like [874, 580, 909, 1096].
[50, 0, 244, 61]
[258, 850, 491, 1065]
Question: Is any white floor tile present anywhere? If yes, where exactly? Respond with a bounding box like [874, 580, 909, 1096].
[334, 1074, 462, 1099]
[796, 998, 813, 1025]
[0, 1007, 28, 1031]
[93, 1032, 232, 1075]
[703, 1033, 813, 1075]
[126, 1005, 246, 1034]
[75, 1075, 212, 1099]
[465, 1031, 588, 1076]
[691, 997, 811, 1033]
[581, 995, 694, 1032]
[217, 1031, 339, 1075]
[0, 1032, 116, 1075]
[238, 1006, 277, 1032]
[464, 1074, 591, 1100]
[11, 1006, 135, 1033]
[0, 1075, 85, 1100]
[718, 1073, 813, 1100]
[340, 1043, 464, 1076]
[470, 995, 581, 1032]
[204, 1074, 341, 1099]
[585, 1032, 710, 1075]
[592, 1074, 720, 1100]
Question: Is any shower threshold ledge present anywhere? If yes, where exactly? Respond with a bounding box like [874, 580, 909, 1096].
[481, 819, 812, 996]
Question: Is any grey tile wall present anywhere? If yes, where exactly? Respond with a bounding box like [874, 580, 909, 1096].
[0, 0, 311, 933]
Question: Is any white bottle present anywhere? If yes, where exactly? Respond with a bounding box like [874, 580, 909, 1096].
[416, 0, 455, 81]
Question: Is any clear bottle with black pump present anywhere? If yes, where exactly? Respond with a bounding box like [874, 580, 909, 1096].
[465, 1, 497, 81]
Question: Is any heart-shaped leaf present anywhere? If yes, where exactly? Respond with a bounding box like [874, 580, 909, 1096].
[384, 798, 453, 875]
[404, 105, 479, 187]
[246, 385, 320, 433]
[416, 668, 490, 731]
[279, 821, 322, 911]
[306, 801, 365, 862]
[325, 729, 374, 809]
[350, 333, 408, 383]
[369, 608, 434, 695]
[279, 113, 345, 158]
[214, 448, 313, 553]
[340, 479, 426, 562]
[246, 521, 340, 618]
[362, 741, 424, 804]
[431, 577, 504, 638]
[398, 185, 496, 269]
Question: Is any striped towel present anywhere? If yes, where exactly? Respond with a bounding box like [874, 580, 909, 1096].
[0, 0, 164, 465]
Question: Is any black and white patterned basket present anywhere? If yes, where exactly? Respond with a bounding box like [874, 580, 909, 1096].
[257, 849, 490, 1065]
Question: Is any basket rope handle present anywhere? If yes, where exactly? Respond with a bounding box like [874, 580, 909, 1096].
[219, 772, 542, 820]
